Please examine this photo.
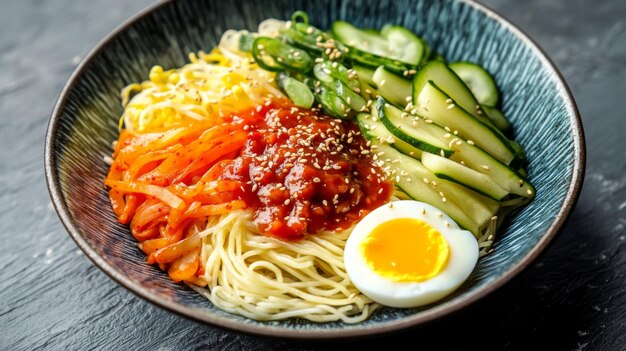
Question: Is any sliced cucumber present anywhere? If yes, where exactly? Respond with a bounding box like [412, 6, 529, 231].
[361, 110, 499, 227]
[414, 81, 517, 165]
[436, 135, 535, 198]
[379, 102, 535, 198]
[377, 97, 454, 157]
[421, 152, 509, 201]
[441, 182, 499, 226]
[332, 21, 425, 66]
[358, 111, 423, 159]
[353, 65, 376, 86]
[449, 62, 499, 107]
[380, 25, 426, 65]
[332, 21, 390, 57]
[412, 60, 493, 126]
[359, 80, 378, 101]
[481, 105, 512, 134]
[375, 144, 480, 235]
[372, 66, 411, 107]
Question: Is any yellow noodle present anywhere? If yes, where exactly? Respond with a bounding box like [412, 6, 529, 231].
[192, 211, 378, 323]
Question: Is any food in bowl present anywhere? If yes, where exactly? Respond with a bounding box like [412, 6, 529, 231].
[103, 11, 535, 323]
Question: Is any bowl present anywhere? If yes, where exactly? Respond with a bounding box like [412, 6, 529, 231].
[44, 0, 585, 339]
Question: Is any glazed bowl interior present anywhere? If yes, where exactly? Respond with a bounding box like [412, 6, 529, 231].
[45, 0, 584, 338]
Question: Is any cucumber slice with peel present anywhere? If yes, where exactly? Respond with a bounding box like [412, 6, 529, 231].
[377, 98, 454, 157]
[414, 81, 517, 165]
[372, 66, 412, 107]
[412, 60, 494, 126]
[449, 62, 499, 107]
[481, 105, 512, 134]
[421, 152, 509, 201]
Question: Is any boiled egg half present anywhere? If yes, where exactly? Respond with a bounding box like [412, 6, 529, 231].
[344, 200, 478, 308]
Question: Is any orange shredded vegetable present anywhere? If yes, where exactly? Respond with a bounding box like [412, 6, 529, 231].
[105, 119, 249, 285]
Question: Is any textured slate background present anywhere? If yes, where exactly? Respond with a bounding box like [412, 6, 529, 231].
[1, 0, 624, 350]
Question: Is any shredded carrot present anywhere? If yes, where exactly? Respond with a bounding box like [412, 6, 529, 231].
[105, 180, 186, 210]
[139, 238, 170, 255]
[185, 200, 246, 218]
[104, 115, 250, 285]
[169, 249, 200, 283]
[153, 234, 202, 264]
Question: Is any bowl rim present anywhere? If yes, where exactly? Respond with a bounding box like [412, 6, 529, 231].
[44, 0, 586, 339]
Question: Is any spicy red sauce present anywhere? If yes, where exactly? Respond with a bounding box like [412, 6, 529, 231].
[215, 98, 393, 240]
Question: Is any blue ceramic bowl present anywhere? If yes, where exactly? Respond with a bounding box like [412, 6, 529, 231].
[45, 0, 585, 338]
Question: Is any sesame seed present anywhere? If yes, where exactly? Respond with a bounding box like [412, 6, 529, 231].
[527, 189, 533, 195]
[423, 177, 429, 183]
[491, 216, 498, 221]
[481, 165, 490, 170]
[379, 79, 386, 87]
[322, 200, 328, 206]
[467, 140, 475, 145]
[436, 212, 443, 218]
[440, 149, 445, 157]
[447, 104, 455, 110]
[313, 177, 321, 183]
[421, 208, 426, 215]
[284, 199, 291, 206]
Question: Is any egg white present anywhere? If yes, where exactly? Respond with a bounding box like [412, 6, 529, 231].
[344, 200, 479, 308]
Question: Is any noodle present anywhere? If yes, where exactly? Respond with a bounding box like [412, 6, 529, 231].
[191, 211, 379, 323]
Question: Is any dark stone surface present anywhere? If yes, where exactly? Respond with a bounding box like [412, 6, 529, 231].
[0, 0, 623, 349]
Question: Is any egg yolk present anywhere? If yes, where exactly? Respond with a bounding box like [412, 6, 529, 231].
[361, 218, 450, 282]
